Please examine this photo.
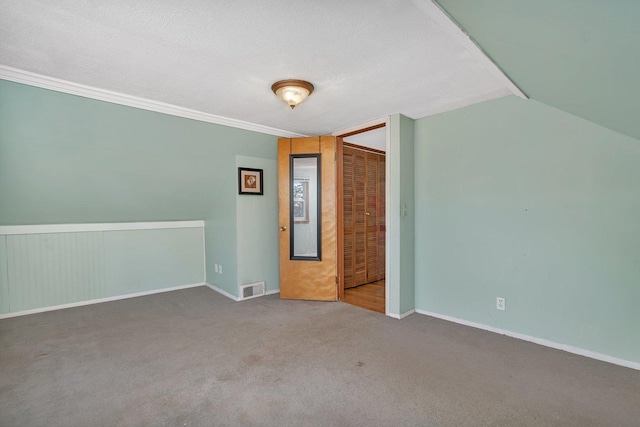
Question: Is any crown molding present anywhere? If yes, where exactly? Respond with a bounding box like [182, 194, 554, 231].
[0, 64, 307, 138]
[425, 1, 527, 100]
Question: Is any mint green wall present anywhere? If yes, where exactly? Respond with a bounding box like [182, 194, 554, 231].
[235, 156, 279, 294]
[388, 114, 415, 316]
[202, 140, 276, 298]
[0, 79, 276, 225]
[414, 96, 640, 363]
[1, 227, 204, 314]
[387, 117, 401, 315]
[436, 0, 640, 141]
[0, 79, 278, 300]
[399, 115, 415, 314]
[104, 228, 204, 296]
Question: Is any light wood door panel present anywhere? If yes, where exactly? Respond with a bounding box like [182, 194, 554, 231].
[343, 150, 355, 289]
[366, 153, 379, 283]
[278, 136, 337, 301]
[353, 150, 366, 286]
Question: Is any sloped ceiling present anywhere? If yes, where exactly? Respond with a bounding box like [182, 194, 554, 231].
[436, 0, 640, 141]
[0, 0, 514, 136]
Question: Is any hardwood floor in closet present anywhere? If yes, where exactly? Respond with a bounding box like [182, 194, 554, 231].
[343, 280, 385, 314]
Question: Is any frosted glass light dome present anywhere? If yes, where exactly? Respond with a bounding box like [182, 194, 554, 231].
[271, 80, 314, 109]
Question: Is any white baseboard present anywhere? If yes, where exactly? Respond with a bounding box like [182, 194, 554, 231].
[0, 282, 206, 319]
[415, 309, 640, 371]
[206, 283, 279, 301]
[205, 283, 240, 301]
[388, 308, 415, 320]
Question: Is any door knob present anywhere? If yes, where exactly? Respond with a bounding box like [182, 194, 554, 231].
[280, 226, 287, 231]
[365, 212, 370, 216]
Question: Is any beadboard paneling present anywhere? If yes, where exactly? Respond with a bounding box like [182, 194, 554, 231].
[6, 232, 104, 312]
[0, 225, 204, 315]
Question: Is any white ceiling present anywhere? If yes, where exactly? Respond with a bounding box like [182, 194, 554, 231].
[0, 0, 514, 136]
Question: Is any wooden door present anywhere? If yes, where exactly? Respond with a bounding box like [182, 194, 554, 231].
[365, 153, 379, 283]
[278, 136, 337, 301]
[377, 155, 386, 280]
[343, 147, 366, 288]
[342, 146, 385, 289]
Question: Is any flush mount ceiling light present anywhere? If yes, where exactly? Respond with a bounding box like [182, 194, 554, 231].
[271, 79, 314, 109]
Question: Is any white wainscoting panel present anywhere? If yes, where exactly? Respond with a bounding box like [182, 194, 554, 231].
[0, 223, 205, 316]
[6, 232, 105, 312]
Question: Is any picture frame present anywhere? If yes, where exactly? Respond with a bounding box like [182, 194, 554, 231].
[293, 178, 309, 223]
[238, 167, 264, 195]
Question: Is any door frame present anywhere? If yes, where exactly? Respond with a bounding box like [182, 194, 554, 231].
[334, 119, 389, 314]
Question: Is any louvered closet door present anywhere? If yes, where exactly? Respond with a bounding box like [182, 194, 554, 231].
[343, 146, 385, 289]
[343, 149, 355, 288]
[353, 149, 367, 287]
[366, 153, 379, 283]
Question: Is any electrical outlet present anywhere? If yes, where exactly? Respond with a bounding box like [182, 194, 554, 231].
[214, 264, 219, 273]
[219, 265, 223, 274]
[496, 297, 506, 311]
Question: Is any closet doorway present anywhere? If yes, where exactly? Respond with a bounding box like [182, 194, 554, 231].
[337, 124, 386, 314]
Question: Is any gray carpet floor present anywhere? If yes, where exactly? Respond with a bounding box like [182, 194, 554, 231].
[1, 286, 638, 426]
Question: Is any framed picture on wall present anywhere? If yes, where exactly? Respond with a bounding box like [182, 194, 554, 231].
[293, 178, 309, 222]
[238, 167, 264, 195]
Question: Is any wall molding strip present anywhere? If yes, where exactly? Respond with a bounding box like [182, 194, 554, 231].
[0, 282, 206, 320]
[388, 308, 415, 320]
[423, 1, 527, 100]
[0, 64, 306, 138]
[415, 309, 640, 371]
[206, 283, 279, 301]
[0, 220, 204, 235]
[206, 283, 240, 301]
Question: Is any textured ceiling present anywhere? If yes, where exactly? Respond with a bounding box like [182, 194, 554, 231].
[437, 0, 640, 141]
[0, 0, 512, 136]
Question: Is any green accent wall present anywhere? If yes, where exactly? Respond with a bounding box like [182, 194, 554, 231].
[104, 228, 204, 297]
[0, 79, 278, 300]
[208, 154, 279, 297]
[399, 115, 415, 314]
[414, 95, 640, 363]
[388, 114, 415, 316]
[235, 156, 279, 294]
[436, 0, 640, 141]
[0, 79, 276, 225]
